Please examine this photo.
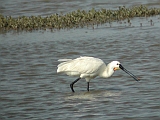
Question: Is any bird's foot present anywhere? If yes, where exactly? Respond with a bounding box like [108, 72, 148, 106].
[70, 84, 75, 92]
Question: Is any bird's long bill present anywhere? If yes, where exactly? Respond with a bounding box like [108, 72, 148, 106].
[119, 64, 140, 81]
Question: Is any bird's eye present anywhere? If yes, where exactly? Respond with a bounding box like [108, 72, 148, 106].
[117, 63, 119, 65]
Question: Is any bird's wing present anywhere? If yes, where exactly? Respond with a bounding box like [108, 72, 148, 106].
[57, 56, 105, 74]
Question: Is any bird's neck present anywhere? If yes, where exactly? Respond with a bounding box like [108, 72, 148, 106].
[100, 64, 114, 78]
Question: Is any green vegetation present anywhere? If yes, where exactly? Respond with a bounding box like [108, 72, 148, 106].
[0, 5, 160, 31]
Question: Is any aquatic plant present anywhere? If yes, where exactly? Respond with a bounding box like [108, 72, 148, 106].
[0, 5, 160, 31]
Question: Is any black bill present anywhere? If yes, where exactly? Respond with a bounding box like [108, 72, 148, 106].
[119, 64, 140, 81]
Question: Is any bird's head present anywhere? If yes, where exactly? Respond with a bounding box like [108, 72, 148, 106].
[110, 61, 121, 71]
[110, 61, 140, 81]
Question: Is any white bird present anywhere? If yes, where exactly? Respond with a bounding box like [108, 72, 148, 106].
[57, 56, 139, 92]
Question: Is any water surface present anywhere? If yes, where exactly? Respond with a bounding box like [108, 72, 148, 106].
[0, 0, 160, 120]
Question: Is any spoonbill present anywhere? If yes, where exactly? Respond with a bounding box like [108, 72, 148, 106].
[57, 56, 139, 92]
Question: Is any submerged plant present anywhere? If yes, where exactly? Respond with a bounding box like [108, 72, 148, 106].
[0, 5, 160, 31]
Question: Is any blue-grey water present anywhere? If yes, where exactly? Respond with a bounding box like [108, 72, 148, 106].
[0, 0, 160, 120]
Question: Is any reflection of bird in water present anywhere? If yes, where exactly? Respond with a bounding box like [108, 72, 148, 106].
[57, 56, 139, 92]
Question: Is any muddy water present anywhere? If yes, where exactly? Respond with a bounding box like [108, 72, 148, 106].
[0, 0, 160, 120]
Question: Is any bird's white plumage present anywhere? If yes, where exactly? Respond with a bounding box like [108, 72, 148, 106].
[57, 56, 139, 92]
[58, 56, 104, 73]
[57, 56, 120, 82]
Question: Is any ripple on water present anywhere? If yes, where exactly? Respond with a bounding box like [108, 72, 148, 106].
[65, 90, 122, 101]
[0, 2, 160, 119]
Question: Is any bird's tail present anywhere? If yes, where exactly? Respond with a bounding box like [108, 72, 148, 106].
[58, 59, 72, 62]
[57, 59, 73, 73]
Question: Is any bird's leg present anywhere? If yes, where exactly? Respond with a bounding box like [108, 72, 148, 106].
[87, 82, 89, 91]
[70, 77, 81, 92]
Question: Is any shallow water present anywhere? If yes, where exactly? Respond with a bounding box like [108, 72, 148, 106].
[1, 0, 160, 17]
[0, 0, 160, 120]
